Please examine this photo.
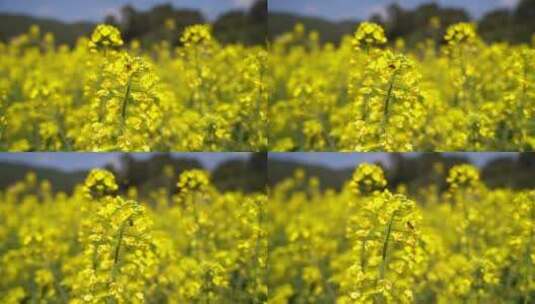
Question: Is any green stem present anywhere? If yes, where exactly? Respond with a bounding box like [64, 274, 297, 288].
[458, 48, 467, 107]
[92, 244, 99, 270]
[112, 216, 133, 278]
[113, 226, 125, 266]
[55, 111, 71, 151]
[362, 94, 369, 121]
[360, 240, 367, 270]
[461, 194, 471, 256]
[380, 211, 397, 280]
[382, 73, 397, 127]
[193, 47, 205, 113]
[50, 263, 68, 303]
[517, 54, 529, 145]
[383, 85, 393, 122]
[524, 203, 534, 304]
[120, 75, 133, 131]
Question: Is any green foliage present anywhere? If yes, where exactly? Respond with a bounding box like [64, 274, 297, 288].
[0, 13, 93, 46]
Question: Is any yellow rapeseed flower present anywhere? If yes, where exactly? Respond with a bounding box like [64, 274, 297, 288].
[180, 24, 213, 47]
[446, 164, 480, 191]
[83, 169, 118, 199]
[444, 22, 477, 46]
[89, 24, 124, 50]
[177, 169, 210, 194]
[349, 163, 387, 195]
[352, 22, 388, 49]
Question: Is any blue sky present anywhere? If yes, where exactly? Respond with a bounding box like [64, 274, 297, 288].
[0, 153, 251, 171]
[0, 0, 519, 23]
[269, 153, 517, 169]
[0, 153, 511, 173]
[269, 0, 521, 20]
[0, 0, 257, 22]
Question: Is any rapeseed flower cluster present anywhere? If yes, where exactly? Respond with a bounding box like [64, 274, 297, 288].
[269, 21, 535, 151]
[0, 24, 267, 151]
[3, 20, 535, 151]
[180, 24, 214, 48]
[268, 163, 535, 303]
[88, 24, 124, 50]
[83, 168, 118, 199]
[444, 22, 478, 46]
[352, 22, 388, 49]
[0, 169, 267, 302]
[349, 163, 387, 195]
[446, 164, 481, 191]
[176, 169, 210, 195]
[1, 164, 535, 302]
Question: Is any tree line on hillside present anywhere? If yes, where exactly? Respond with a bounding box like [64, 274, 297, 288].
[1, 153, 534, 201]
[0, 0, 266, 47]
[105, 0, 266, 46]
[3, 0, 533, 48]
[268, 0, 535, 46]
[0, 153, 267, 196]
[267, 153, 535, 196]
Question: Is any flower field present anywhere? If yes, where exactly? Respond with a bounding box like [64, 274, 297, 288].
[268, 164, 535, 303]
[0, 169, 267, 303]
[2, 7, 535, 303]
[0, 24, 267, 151]
[269, 22, 535, 151]
[1, 159, 534, 303]
[2, 21, 535, 152]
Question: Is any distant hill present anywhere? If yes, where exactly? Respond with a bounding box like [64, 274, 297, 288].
[268, 12, 357, 45]
[0, 13, 95, 45]
[0, 161, 88, 193]
[268, 153, 535, 195]
[0, 0, 267, 47]
[212, 152, 267, 193]
[0, 153, 267, 196]
[268, 158, 353, 191]
[268, 1, 535, 46]
[2, 153, 535, 198]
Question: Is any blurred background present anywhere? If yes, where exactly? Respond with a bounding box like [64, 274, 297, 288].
[269, 0, 535, 46]
[3, 152, 535, 197]
[0, 152, 267, 194]
[268, 153, 535, 194]
[0, 0, 267, 46]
